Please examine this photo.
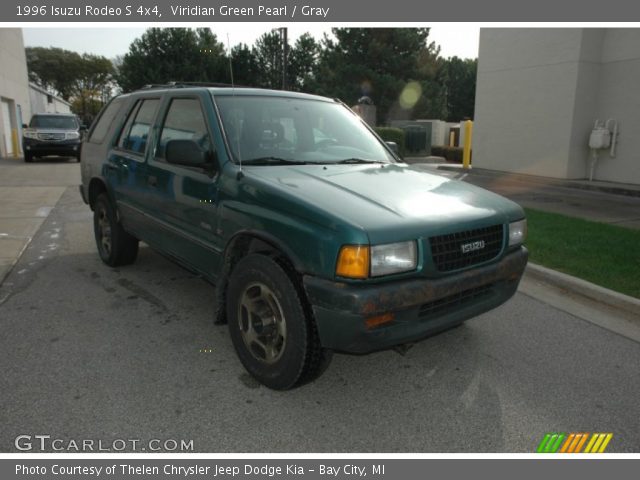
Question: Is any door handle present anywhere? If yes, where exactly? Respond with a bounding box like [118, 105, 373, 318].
[148, 175, 158, 187]
[106, 162, 127, 171]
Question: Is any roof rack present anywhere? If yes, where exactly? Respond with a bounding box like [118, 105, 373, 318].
[139, 81, 239, 90]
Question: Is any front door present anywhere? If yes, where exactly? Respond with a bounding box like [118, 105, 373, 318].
[143, 93, 223, 278]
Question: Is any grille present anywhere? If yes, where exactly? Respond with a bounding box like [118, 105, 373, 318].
[37, 133, 65, 141]
[429, 224, 503, 272]
[419, 283, 493, 320]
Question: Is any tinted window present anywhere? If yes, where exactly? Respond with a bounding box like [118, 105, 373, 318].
[156, 98, 211, 159]
[88, 98, 123, 143]
[118, 98, 159, 154]
[30, 115, 78, 130]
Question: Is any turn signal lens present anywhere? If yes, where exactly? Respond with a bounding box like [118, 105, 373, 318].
[366, 313, 395, 329]
[336, 245, 370, 279]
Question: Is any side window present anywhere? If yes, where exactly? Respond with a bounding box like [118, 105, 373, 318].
[117, 98, 159, 154]
[156, 98, 211, 159]
[89, 98, 123, 143]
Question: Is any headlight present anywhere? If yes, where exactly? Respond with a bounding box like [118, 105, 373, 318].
[23, 130, 37, 139]
[371, 241, 417, 277]
[66, 132, 80, 140]
[508, 219, 527, 247]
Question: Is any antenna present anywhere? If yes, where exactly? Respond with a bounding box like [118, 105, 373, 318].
[226, 33, 243, 178]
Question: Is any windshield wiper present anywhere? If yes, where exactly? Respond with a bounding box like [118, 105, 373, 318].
[333, 158, 385, 164]
[241, 157, 309, 166]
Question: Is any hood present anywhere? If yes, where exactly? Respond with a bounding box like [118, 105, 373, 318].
[246, 163, 524, 244]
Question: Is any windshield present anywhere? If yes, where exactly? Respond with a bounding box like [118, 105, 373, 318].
[214, 95, 395, 165]
[29, 115, 78, 130]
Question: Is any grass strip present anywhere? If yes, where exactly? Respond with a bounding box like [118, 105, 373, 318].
[524, 207, 640, 299]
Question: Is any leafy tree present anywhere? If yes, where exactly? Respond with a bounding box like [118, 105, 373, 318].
[26, 47, 115, 123]
[229, 43, 260, 87]
[26, 47, 83, 100]
[288, 33, 320, 92]
[252, 31, 284, 89]
[441, 57, 477, 121]
[116, 28, 227, 92]
[248, 31, 319, 91]
[313, 28, 442, 124]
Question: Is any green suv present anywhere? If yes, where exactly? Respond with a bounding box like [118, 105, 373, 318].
[79, 84, 528, 389]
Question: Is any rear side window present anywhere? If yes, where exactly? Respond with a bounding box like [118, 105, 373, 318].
[88, 98, 123, 144]
[117, 98, 159, 154]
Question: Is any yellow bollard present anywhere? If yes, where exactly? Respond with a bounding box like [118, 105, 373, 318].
[462, 120, 473, 170]
[11, 129, 20, 158]
[449, 131, 455, 147]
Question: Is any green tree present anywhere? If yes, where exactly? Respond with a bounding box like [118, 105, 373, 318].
[288, 33, 320, 92]
[26, 47, 83, 100]
[441, 57, 477, 121]
[116, 28, 227, 92]
[252, 31, 284, 89]
[26, 47, 115, 123]
[313, 28, 442, 124]
[229, 43, 260, 87]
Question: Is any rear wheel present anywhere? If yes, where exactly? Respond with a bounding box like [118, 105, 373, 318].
[227, 254, 332, 390]
[93, 193, 139, 267]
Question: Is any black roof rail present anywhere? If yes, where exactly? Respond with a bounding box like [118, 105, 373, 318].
[139, 81, 240, 90]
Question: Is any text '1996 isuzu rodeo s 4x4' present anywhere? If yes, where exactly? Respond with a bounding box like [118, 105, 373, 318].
[79, 84, 528, 390]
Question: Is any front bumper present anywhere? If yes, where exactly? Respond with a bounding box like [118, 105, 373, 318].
[303, 246, 528, 353]
[23, 137, 81, 157]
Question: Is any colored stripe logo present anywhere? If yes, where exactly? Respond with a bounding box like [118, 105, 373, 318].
[536, 433, 613, 453]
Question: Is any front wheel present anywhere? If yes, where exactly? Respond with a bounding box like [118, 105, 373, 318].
[226, 254, 332, 390]
[93, 193, 139, 267]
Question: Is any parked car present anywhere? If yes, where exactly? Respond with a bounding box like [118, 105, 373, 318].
[79, 84, 528, 390]
[22, 113, 84, 163]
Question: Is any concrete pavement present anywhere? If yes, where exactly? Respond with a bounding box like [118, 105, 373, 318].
[0, 185, 639, 452]
[0, 156, 80, 284]
[410, 161, 640, 229]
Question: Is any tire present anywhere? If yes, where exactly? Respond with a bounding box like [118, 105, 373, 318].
[226, 254, 332, 390]
[93, 193, 139, 267]
[24, 152, 33, 163]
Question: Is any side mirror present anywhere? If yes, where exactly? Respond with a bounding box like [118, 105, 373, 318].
[80, 124, 88, 131]
[22, 124, 28, 129]
[166, 139, 216, 174]
[386, 141, 399, 154]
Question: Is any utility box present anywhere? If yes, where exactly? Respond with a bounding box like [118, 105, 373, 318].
[589, 127, 611, 150]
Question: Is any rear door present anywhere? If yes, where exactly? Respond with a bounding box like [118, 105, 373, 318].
[142, 91, 224, 277]
[106, 96, 161, 236]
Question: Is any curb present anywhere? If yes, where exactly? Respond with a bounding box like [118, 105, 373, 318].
[524, 262, 640, 319]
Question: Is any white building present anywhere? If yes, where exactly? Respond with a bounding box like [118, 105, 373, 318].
[474, 28, 640, 186]
[0, 28, 31, 158]
[29, 82, 71, 115]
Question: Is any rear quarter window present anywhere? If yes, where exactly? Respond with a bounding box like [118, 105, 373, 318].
[88, 98, 124, 144]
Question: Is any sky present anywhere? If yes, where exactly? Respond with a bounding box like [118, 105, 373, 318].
[22, 25, 480, 59]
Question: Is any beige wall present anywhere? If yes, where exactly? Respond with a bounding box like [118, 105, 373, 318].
[0, 28, 30, 158]
[591, 30, 640, 184]
[474, 28, 640, 185]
